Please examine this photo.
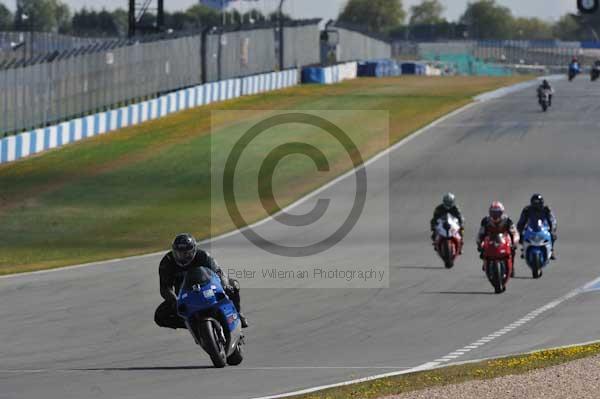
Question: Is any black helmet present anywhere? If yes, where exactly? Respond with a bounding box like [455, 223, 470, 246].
[442, 192, 456, 209]
[542, 79, 549, 87]
[530, 193, 544, 210]
[172, 233, 197, 267]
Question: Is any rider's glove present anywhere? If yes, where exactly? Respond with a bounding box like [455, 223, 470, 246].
[477, 244, 484, 259]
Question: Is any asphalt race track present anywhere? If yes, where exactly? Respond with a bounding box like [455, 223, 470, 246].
[3, 78, 600, 399]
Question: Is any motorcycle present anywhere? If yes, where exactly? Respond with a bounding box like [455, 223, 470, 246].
[481, 233, 514, 294]
[569, 62, 580, 81]
[522, 219, 553, 279]
[591, 65, 600, 82]
[434, 214, 462, 269]
[538, 89, 551, 112]
[177, 266, 244, 368]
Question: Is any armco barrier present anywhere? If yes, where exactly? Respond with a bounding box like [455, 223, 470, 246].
[0, 69, 299, 164]
[302, 62, 358, 84]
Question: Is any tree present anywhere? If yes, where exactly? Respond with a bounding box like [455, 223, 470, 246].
[111, 8, 128, 35]
[339, 0, 406, 33]
[410, 0, 444, 26]
[183, 4, 220, 27]
[14, 0, 71, 33]
[69, 8, 127, 37]
[459, 0, 513, 39]
[0, 3, 13, 30]
[553, 14, 581, 40]
[512, 17, 553, 40]
[571, 12, 600, 41]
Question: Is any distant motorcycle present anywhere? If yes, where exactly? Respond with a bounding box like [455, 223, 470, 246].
[569, 62, 581, 81]
[591, 64, 600, 81]
[538, 89, 551, 112]
[434, 214, 462, 269]
[522, 219, 553, 279]
[177, 266, 245, 368]
[481, 233, 514, 294]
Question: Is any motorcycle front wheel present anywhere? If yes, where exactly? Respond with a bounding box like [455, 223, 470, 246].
[442, 240, 454, 269]
[489, 261, 505, 294]
[199, 320, 227, 368]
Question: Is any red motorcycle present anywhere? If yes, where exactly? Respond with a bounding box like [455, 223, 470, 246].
[481, 233, 514, 294]
[434, 214, 463, 269]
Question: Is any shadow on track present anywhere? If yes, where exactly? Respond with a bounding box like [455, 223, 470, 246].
[396, 265, 444, 270]
[426, 291, 496, 295]
[77, 366, 214, 371]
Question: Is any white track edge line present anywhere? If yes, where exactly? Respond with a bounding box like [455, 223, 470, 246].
[251, 274, 600, 399]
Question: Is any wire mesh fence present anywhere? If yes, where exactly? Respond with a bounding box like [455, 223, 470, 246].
[393, 40, 598, 76]
[0, 20, 325, 135]
[0, 31, 107, 64]
[0, 20, 398, 136]
[325, 22, 392, 64]
[1, 33, 202, 134]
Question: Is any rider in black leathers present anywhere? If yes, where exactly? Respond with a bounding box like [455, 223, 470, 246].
[154, 233, 248, 329]
[537, 79, 554, 106]
[516, 194, 557, 260]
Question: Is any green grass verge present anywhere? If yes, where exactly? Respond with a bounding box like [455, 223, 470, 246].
[0, 76, 530, 274]
[289, 342, 600, 399]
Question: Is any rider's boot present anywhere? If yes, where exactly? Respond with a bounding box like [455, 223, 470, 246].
[239, 313, 249, 328]
[227, 281, 249, 328]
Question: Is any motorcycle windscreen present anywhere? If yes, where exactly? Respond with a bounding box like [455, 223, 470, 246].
[527, 218, 547, 232]
[181, 267, 215, 292]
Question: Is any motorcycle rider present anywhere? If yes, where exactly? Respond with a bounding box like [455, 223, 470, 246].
[154, 233, 248, 330]
[592, 60, 600, 80]
[569, 56, 581, 77]
[537, 79, 554, 106]
[570, 56, 580, 69]
[430, 193, 465, 254]
[517, 193, 557, 260]
[477, 201, 519, 276]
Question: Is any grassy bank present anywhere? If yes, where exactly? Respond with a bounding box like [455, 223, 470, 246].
[289, 342, 600, 399]
[0, 75, 529, 274]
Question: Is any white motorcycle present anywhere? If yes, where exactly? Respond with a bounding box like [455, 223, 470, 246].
[434, 214, 463, 269]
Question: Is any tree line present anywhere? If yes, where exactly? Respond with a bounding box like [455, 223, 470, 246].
[0, 0, 599, 41]
[0, 0, 287, 38]
[339, 0, 600, 41]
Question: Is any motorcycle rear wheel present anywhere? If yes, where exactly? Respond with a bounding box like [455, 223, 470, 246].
[227, 341, 244, 366]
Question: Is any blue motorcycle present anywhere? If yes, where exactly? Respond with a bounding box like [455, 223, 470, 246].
[569, 62, 581, 81]
[522, 219, 553, 279]
[177, 266, 244, 368]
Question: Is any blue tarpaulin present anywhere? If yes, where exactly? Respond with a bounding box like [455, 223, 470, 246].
[302, 67, 326, 83]
[357, 59, 401, 77]
[401, 62, 426, 75]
